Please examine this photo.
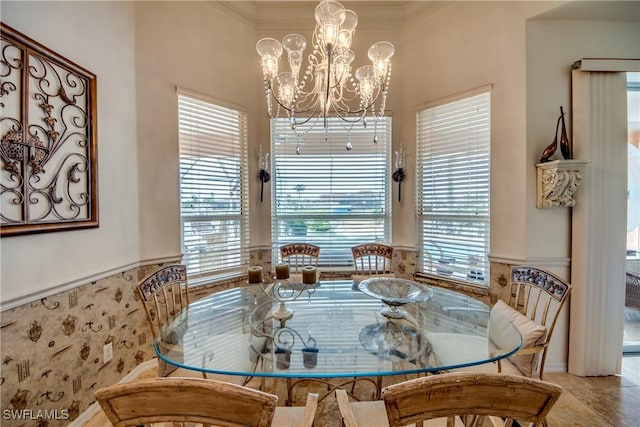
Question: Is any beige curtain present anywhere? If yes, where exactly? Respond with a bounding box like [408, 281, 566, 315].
[570, 59, 639, 376]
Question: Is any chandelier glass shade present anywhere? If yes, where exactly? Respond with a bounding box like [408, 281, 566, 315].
[256, 0, 394, 147]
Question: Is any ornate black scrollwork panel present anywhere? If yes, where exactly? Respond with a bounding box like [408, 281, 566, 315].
[0, 23, 98, 236]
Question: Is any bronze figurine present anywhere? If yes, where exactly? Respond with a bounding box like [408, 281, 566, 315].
[540, 107, 571, 162]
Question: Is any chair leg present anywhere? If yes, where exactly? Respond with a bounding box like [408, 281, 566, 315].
[374, 376, 383, 400]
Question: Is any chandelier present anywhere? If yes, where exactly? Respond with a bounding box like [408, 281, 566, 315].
[256, 0, 394, 151]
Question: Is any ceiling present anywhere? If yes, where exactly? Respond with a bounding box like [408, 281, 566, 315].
[535, 0, 640, 22]
[213, 1, 640, 31]
[215, 1, 447, 30]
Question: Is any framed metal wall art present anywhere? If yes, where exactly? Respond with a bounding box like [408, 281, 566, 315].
[1, 23, 98, 236]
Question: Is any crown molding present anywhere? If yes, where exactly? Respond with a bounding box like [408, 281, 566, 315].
[206, 1, 260, 25]
[210, 1, 444, 31]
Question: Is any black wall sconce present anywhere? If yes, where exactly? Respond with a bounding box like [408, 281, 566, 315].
[392, 146, 406, 202]
[258, 145, 270, 203]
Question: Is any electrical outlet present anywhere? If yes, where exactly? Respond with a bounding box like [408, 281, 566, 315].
[103, 342, 113, 364]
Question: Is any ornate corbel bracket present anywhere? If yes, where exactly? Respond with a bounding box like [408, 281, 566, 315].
[536, 159, 589, 208]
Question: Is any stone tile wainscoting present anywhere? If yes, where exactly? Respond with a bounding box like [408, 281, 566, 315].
[0, 265, 169, 426]
[0, 260, 259, 427]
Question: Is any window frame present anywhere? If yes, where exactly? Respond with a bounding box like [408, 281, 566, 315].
[177, 89, 250, 283]
[416, 86, 491, 287]
[269, 116, 393, 270]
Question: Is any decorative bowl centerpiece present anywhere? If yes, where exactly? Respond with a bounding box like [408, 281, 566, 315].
[358, 277, 433, 319]
[359, 322, 424, 361]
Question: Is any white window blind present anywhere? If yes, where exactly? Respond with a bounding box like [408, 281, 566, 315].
[271, 117, 392, 268]
[178, 92, 249, 281]
[416, 91, 490, 285]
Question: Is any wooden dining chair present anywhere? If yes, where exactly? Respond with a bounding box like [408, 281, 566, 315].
[427, 266, 571, 381]
[280, 243, 320, 273]
[336, 372, 563, 427]
[138, 265, 263, 387]
[500, 266, 572, 379]
[351, 243, 394, 283]
[137, 265, 191, 377]
[138, 264, 189, 338]
[95, 377, 319, 427]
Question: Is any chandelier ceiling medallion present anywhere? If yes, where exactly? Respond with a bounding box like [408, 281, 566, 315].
[256, 0, 394, 151]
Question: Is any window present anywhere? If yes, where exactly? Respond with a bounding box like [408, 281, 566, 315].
[178, 91, 249, 281]
[271, 117, 392, 268]
[416, 90, 490, 285]
[624, 72, 640, 355]
[627, 72, 639, 260]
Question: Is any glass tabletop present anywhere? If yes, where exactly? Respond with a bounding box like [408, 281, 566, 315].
[154, 280, 521, 378]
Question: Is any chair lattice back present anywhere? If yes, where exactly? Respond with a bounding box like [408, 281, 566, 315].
[352, 243, 393, 275]
[626, 271, 640, 309]
[95, 377, 277, 427]
[138, 264, 189, 338]
[508, 266, 572, 379]
[381, 372, 563, 427]
[280, 243, 320, 273]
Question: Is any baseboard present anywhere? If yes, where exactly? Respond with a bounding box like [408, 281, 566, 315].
[544, 362, 568, 373]
[69, 359, 158, 426]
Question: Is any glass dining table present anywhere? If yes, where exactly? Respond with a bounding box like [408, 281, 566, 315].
[154, 279, 521, 402]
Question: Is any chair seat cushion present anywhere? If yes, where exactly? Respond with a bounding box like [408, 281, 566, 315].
[425, 334, 492, 369]
[272, 406, 307, 427]
[489, 300, 547, 377]
[350, 400, 391, 427]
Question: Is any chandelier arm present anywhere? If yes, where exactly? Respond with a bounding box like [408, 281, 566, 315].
[333, 89, 360, 103]
[331, 94, 363, 114]
[331, 89, 382, 117]
[323, 44, 334, 128]
[269, 89, 316, 116]
[289, 110, 318, 128]
[332, 109, 370, 124]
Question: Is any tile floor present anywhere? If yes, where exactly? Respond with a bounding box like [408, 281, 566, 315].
[545, 356, 640, 427]
[85, 357, 640, 426]
[542, 306, 639, 427]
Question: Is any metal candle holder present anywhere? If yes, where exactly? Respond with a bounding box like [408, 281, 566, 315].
[251, 279, 317, 323]
[258, 145, 270, 203]
[392, 146, 406, 202]
[272, 325, 317, 353]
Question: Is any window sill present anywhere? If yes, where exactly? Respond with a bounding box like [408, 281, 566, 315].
[414, 272, 490, 301]
[188, 271, 247, 290]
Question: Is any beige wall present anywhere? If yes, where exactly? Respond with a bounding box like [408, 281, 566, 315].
[526, 18, 640, 261]
[1, 1, 140, 305]
[1, 0, 637, 374]
[134, 1, 261, 259]
[401, 1, 563, 260]
[399, 0, 567, 365]
[525, 13, 639, 370]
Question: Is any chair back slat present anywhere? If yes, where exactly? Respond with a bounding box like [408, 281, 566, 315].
[351, 243, 393, 275]
[280, 243, 320, 273]
[508, 266, 572, 378]
[382, 372, 562, 427]
[95, 377, 277, 427]
[138, 265, 189, 338]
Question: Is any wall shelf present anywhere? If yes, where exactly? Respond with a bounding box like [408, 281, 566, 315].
[536, 159, 589, 208]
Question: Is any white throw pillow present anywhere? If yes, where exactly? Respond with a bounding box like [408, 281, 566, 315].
[489, 300, 547, 377]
